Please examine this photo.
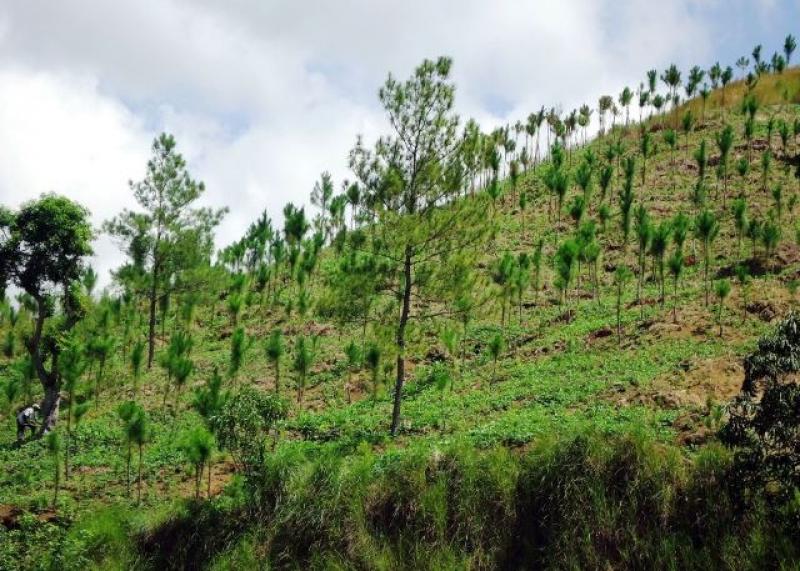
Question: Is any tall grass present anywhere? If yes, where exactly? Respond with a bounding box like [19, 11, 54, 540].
[129, 430, 798, 570]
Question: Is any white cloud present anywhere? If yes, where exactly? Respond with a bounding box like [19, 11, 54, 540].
[0, 67, 149, 285]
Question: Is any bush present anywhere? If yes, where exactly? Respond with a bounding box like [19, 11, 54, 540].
[721, 313, 800, 506]
[210, 387, 288, 485]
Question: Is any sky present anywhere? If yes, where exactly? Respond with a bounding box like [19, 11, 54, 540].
[0, 0, 798, 289]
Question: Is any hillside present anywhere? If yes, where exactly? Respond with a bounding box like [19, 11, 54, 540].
[1, 55, 800, 569]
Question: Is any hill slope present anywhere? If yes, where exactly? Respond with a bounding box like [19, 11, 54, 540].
[1, 64, 800, 569]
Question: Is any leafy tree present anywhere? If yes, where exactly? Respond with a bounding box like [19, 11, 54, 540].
[695, 209, 719, 305]
[747, 218, 763, 259]
[311, 171, 335, 240]
[126, 407, 152, 504]
[634, 205, 652, 307]
[598, 95, 613, 134]
[699, 85, 711, 123]
[736, 157, 750, 198]
[667, 250, 684, 323]
[82, 267, 98, 298]
[265, 329, 285, 396]
[671, 212, 690, 255]
[681, 110, 694, 154]
[663, 129, 677, 189]
[229, 326, 247, 385]
[637, 85, 649, 123]
[715, 124, 734, 203]
[743, 111, 756, 163]
[650, 222, 671, 304]
[1, 376, 19, 416]
[709, 62, 721, 88]
[492, 252, 517, 326]
[619, 86, 633, 127]
[172, 352, 194, 409]
[761, 220, 781, 264]
[193, 367, 228, 423]
[104, 134, 226, 369]
[544, 158, 569, 222]
[210, 387, 287, 503]
[785, 34, 797, 65]
[732, 198, 749, 256]
[568, 195, 586, 228]
[771, 185, 783, 225]
[598, 164, 613, 204]
[720, 66, 733, 109]
[293, 335, 315, 404]
[88, 334, 115, 409]
[365, 342, 382, 400]
[180, 426, 215, 499]
[343, 340, 361, 404]
[660, 64, 682, 124]
[514, 253, 533, 319]
[761, 149, 772, 195]
[574, 160, 593, 202]
[487, 332, 504, 384]
[714, 279, 731, 336]
[347, 57, 490, 435]
[554, 239, 579, 305]
[160, 331, 193, 410]
[130, 339, 145, 399]
[440, 325, 461, 387]
[619, 156, 636, 249]
[0, 194, 93, 431]
[2, 327, 15, 359]
[721, 314, 800, 505]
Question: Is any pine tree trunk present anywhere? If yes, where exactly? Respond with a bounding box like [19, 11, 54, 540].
[65, 400, 72, 480]
[126, 444, 132, 498]
[53, 456, 60, 509]
[390, 246, 413, 437]
[137, 444, 143, 504]
[147, 266, 159, 370]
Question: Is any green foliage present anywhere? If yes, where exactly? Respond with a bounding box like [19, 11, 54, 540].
[179, 425, 215, 498]
[210, 387, 288, 486]
[722, 314, 800, 505]
[104, 133, 227, 369]
[228, 326, 246, 382]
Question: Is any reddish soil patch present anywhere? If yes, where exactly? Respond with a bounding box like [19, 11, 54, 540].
[0, 504, 22, 528]
[0, 504, 61, 528]
[607, 355, 745, 446]
[587, 326, 614, 343]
